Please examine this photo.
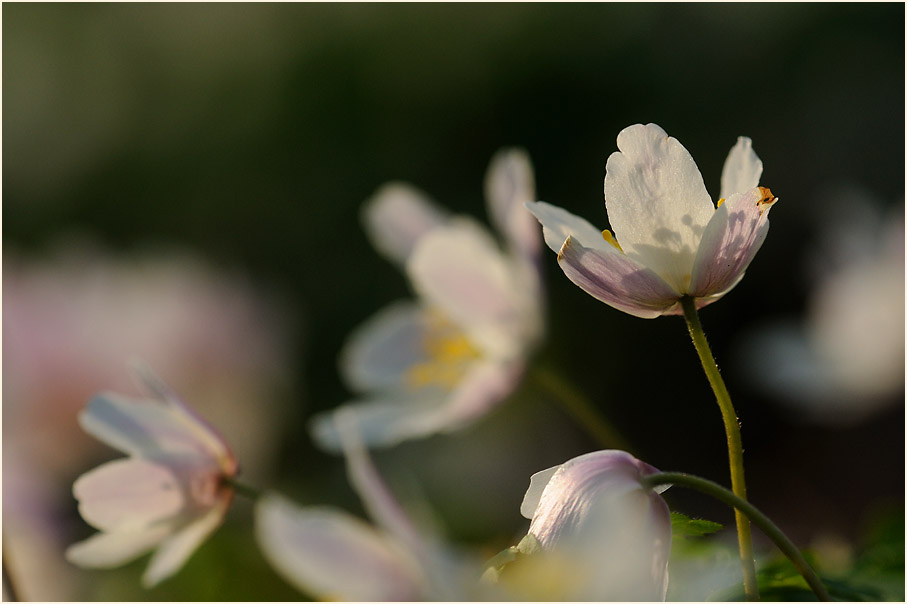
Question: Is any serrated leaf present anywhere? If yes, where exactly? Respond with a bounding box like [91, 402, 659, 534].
[671, 511, 723, 539]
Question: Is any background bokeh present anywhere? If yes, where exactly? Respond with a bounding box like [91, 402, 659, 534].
[3, 3, 904, 601]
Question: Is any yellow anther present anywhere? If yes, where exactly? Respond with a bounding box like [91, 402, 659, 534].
[601, 229, 623, 252]
[757, 186, 776, 206]
[716, 198, 726, 208]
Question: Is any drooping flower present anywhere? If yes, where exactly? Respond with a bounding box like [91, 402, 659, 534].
[256, 411, 475, 601]
[310, 149, 543, 449]
[495, 450, 671, 601]
[65, 364, 238, 588]
[527, 123, 777, 318]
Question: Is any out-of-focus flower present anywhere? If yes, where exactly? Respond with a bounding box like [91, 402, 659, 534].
[490, 450, 671, 601]
[257, 412, 476, 601]
[310, 149, 543, 449]
[528, 123, 776, 318]
[66, 365, 239, 588]
[739, 193, 904, 423]
[2, 242, 292, 600]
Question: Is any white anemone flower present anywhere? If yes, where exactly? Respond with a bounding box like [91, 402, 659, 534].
[310, 149, 543, 449]
[504, 450, 672, 601]
[739, 194, 904, 423]
[528, 123, 777, 318]
[256, 411, 474, 601]
[65, 365, 238, 588]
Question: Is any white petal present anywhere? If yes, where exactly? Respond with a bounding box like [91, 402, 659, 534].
[604, 123, 715, 291]
[311, 360, 521, 451]
[255, 495, 422, 601]
[309, 393, 449, 452]
[362, 182, 449, 265]
[74, 458, 183, 531]
[520, 465, 562, 519]
[485, 149, 541, 258]
[525, 201, 611, 253]
[406, 220, 528, 358]
[141, 498, 230, 588]
[689, 187, 774, 298]
[720, 136, 762, 200]
[65, 524, 171, 569]
[131, 362, 237, 472]
[339, 301, 435, 393]
[333, 410, 424, 552]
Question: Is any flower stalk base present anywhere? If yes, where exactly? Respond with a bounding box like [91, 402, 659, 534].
[680, 296, 759, 601]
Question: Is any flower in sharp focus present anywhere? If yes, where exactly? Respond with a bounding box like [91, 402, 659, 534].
[65, 364, 238, 588]
[310, 149, 543, 450]
[527, 123, 777, 318]
[497, 450, 671, 601]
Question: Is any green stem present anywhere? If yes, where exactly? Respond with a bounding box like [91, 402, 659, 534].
[643, 471, 831, 602]
[224, 477, 262, 500]
[680, 295, 759, 601]
[529, 365, 636, 455]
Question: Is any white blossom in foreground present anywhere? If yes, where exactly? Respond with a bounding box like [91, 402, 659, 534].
[528, 123, 777, 318]
[65, 365, 238, 588]
[739, 194, 904, 423]
[257, 412, 475, 600]
[492, 450, 671, 601]
[310, 149, 543, 449]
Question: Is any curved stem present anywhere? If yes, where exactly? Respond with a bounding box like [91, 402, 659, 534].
[643, 471, 831, 602]
[680, 295, 758, 600]
[529, 365, 636, 455]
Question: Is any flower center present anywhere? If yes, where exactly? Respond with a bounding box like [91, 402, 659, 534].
[405, 313, 480, 389]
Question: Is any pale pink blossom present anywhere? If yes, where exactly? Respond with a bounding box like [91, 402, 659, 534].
[66, 365, 238, 588]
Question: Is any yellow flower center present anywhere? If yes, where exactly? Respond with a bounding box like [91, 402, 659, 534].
[405, 313, 480, 389]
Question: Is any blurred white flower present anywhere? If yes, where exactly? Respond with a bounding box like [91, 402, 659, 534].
[2, 242, 292, 599]
[739, 193, 904, 423]
[528, 123, 776, 318]
[310, 149, 543, 449]
[66, 365, 239, 588]
[257, 411, 478, 601]
[492, 450, 672, 601]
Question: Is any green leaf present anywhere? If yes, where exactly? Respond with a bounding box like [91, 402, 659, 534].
[671, 511, 724, 539]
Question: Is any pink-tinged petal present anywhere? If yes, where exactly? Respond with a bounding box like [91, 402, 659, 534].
[525, 450, 671, 601]
[339, 301, 437, 393]
[557, 236, 680, 318]
[333, 410, 425, 555]
[73, 458, 183, 531]
[141, 498, 230, 588]
[525, 201, 609, 254]
[362, 183, 449, 266]
[690, 186, 777, 298]
[720, 137, 762, 200]
[406, 220, 530, 358]
[255, 495, 423, 601]
[604, 124, 715, 291]
[65, 524, 172, 568]
[485, 148, 541, 259]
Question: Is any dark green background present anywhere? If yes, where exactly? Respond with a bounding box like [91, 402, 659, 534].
[4, 3, 904, 600]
